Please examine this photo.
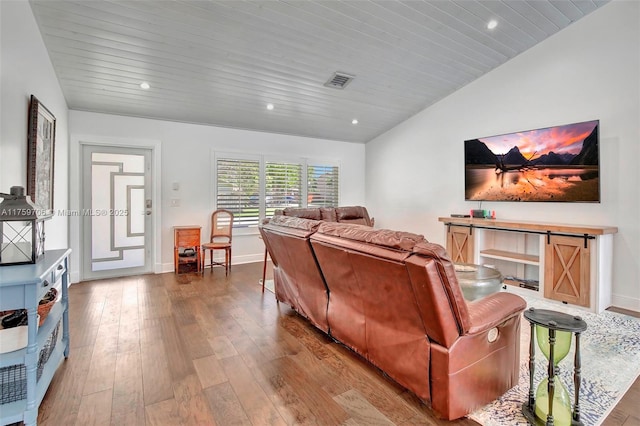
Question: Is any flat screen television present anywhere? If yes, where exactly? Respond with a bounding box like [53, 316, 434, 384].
[464, 120, 600, 202]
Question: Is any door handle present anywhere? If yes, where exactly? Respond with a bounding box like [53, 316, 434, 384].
[146, 210, 152, 215]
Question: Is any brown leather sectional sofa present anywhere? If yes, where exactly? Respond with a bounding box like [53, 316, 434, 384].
[259, 214, 527, 420]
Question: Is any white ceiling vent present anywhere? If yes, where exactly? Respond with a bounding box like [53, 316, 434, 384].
[324, 72, 355, 89]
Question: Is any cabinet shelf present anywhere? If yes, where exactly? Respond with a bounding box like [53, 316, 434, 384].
[503, 277, 540, 291]
[0, 300, 66, 368]
[479, 249, 539, 266]
[0, 249, 71, 426]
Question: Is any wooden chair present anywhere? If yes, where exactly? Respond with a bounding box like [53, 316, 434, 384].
[201, 209, 233, 275]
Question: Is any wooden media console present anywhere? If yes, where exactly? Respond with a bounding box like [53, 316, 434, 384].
[438, 217, 617, 313]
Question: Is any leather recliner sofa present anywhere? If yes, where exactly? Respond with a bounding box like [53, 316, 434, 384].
[274, 205, 374, 227]
[259, 215, 527, 420]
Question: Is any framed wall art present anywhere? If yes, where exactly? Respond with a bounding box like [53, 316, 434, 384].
[27, 95, 56, 216]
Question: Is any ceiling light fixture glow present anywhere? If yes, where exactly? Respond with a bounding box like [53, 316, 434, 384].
[140, 81, 150, 89]
[487, 20, 498, 30]
[266, 103, 274, 110]
[352, 119, 358, 125]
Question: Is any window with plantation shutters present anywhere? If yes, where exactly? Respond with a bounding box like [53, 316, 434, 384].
[265, 162, 302, 217]
[216, 158, 260, 228]
[308, 164, 339, 207]
[214, 154, 339, 228]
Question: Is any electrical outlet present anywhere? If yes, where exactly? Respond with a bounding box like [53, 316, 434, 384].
[170, 198, 180, 207]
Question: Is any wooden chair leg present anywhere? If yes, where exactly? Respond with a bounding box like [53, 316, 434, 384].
[262, 248, 268, 292]
[224, 248, 228, 276]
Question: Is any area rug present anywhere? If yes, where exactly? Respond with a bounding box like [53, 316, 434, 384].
[260, 278, 275, 293]
[468, 297, 640, 426]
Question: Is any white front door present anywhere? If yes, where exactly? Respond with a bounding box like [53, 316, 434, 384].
[81, 145, 153, 279]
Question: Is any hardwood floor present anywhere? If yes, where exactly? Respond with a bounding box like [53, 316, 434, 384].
[36, 262, 639, 425]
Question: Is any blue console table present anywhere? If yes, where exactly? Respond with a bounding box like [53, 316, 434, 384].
[0, 249, 71, 426]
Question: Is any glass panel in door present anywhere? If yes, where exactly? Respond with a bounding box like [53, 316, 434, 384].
[82, 146, 152, 279]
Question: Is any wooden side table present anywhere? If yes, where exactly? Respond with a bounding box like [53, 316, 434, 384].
[173, 226, 201, 274]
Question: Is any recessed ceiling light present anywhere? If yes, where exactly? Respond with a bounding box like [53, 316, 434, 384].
[266, 103, 274, 110]
[140, 81, 150, 89]
[352, 119, 358, 125]
[487, 20, 498, 30]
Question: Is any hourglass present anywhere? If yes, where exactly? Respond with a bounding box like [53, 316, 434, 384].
[522, 308, 587, 426]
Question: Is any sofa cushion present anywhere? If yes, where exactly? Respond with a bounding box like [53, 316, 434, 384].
[335, 206, 373, 226]
[335, 206, 365, 220]
[260, 215, 329, 332]
[320, 207, 337, 222]
[268, 214, 322, 232]
[282, 207, 322, 220]
[310, 230, 432, 403]
[317, 222, 425, 251]
[411, 242, 471, 335]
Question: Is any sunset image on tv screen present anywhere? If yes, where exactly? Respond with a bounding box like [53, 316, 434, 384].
[464, 120, 599, 202]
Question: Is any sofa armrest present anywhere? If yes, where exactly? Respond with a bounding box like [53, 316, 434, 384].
[466, 292, 526, 335]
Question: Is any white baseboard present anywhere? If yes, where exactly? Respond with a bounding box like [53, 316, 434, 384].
[611, 293, 640, 313]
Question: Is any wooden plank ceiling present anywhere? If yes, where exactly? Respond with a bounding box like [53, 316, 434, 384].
[29, 0, 609, 143]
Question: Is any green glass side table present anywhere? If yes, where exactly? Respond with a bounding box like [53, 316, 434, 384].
[522, 308, 587, 426]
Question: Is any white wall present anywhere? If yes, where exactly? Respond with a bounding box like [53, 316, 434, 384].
[366, 1, 640, 311]
[0, 0, 69, 249]
[69, 111, 365, 279]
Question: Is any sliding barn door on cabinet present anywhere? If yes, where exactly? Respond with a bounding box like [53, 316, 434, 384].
[446, 226, 475, 264]
[544, 235, 591, 308]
